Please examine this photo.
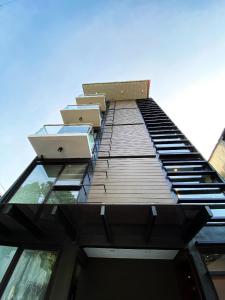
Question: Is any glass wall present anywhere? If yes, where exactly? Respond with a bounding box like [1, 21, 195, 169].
[0, 248, 57, 300]
[203, 253, 225, 300]
[9, 165, 62, 204]
[9, 163, 88, 204]
[0, 246, 17, 282]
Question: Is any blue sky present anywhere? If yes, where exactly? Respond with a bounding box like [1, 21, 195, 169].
[0, 0, 225, 193]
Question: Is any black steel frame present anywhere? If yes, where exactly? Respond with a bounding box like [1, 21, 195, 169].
[137, 99, 225, 205]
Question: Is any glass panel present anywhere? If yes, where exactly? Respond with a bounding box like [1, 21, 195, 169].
[203, 253, 225, 272]
[57, 125, 90, 134]
[158, 149, 191, 154]
[35, 125, 91, 135]
[151, 134, 181, 138]
[0, 246, 17, 282]
[156, 143, 187, 148]
[211, 209, 225, 218]
[88, 132, 95, 150]
[9, 165, 62, 204]
[1, 249, 57, 300]
[153, 138, 182, 142]
[203, 253, 225, 300]
[212, 276, 225, 300]
[169, 175, 218, 183]
[178, 193, 225, 200]
[65, 105, 99, 110]
[47, 190, 79, 204]
[55, 164, 87, 186]
[165, 165, 206, 172]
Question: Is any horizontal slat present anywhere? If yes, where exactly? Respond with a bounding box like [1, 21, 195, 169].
[99, 124, 155, 157]
[105, 108, 143, 125]
[88, 157, 174, 204]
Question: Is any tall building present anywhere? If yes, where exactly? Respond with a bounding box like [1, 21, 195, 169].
[209, 128, 225, 181]
[0, 80, 225, 300]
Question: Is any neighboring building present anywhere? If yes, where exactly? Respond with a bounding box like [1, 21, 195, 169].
[0, 80, 225, 300]
[209, 129, 225, 181]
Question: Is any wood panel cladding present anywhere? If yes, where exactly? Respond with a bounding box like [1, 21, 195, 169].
[109, 100, 138, 109]
[88, 158, 175, 204]
[105, 108, 143, 125]
[99, 124, 155, 157]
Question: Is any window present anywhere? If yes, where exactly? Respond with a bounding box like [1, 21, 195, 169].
[0, 246, 17, 282]
[165, 165, 208, 172]
[156, 143, 187, 148]
[47, 190, 79, 204]
[158, 149, 191, 154]
[55, 164, 87, 186]
[178, 192, 225, 201]
[9, 165, 62, 204]
[153, 138, 182, 142]
[203, 253, 225, 300]
[9, 163, 88, 204]
[0, 247, 57, 300]
[169, 175, 219, 183]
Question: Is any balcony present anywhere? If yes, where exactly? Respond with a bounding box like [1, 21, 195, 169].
[60, 105, 101, 127]
[28, 125, 95, 159]
[82, 80, 150, 101]
[76, 94, 106, 111]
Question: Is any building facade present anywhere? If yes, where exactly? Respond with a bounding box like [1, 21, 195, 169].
[0, 80, 225, 300]
[209, 128, 225, 181]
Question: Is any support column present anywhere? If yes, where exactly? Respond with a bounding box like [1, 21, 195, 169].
[48, 243, 78, 300]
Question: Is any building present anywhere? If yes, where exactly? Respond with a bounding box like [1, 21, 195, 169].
[0, 80, 225, 300]
[209, 128, 225, 181]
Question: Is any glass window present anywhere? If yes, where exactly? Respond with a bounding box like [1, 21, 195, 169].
[0, 246, 17, 282]
[9, 165, 62, 204]
[8, 163, 88, 204]
[203, 253, 225, 272]
[203, 253, 225, 300]
[88, 132, 95, 150]
[211, 209, 225, 219]
[1, 250, 57, 300]
[153, 138, 182, 142]
[169, 175, 218, 183]
[156, 143, 187, 148]
[57, 125, 90, 134]
[55, 164, 87, 186]
[151, 134, 181, 138]
[165, 165, 207, 172]
[178, 193, 225, 200]
[158, 149, 191, 154]
[47, 190, 79, 204]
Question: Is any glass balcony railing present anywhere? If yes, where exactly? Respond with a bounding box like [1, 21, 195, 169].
[76, 94, 106, 111]
[65, 104, 100, 110]
[61, 105, 102, 127]
[35, 124, 93, 136]
[28, 125, 95, 158]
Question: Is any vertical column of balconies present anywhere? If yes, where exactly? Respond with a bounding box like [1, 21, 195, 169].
[137, 99, 225, 204]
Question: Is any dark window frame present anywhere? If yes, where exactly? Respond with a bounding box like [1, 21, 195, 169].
[0, 244, 61, 299]
[0, 158, 92, 205]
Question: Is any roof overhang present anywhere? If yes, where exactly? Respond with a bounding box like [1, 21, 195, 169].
[82, 80, 150, 101]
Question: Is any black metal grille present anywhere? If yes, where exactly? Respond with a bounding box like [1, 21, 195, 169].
[137, 99, 225, 204]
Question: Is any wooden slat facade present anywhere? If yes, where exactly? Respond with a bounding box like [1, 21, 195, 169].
[99, 124, 155, 157]
[88, 158, 175, 204]
[87, 100, 175, 204]
[105, 108, 143, 125]
[109, 100, 138, 109]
